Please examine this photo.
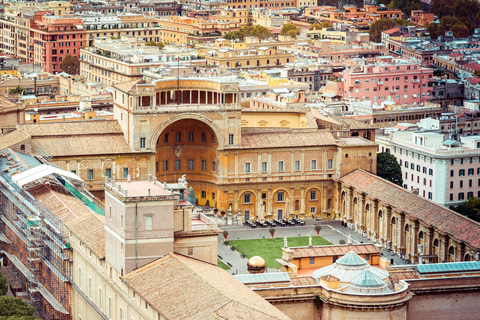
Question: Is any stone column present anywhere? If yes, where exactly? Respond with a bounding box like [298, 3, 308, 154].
[373, 200, 379, 241]
[348, 188, 354, 223]
[267, 188, 273, 218]
[399, 214, 406, 254]
[360, 193, 366, 231]
[300, 187, 306, 216]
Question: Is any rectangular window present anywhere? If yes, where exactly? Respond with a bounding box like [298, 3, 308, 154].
[311, 160, 317, 170]
[201, 191, 206, 198]
[450, 181, 454, 189]
[450, 193, 454, 201]
[428, 192, 432, 200]
[88, 277, 92, 298]
[188, 159, 194, 170]
[212, 161, 216, 172]
[163, 133, 169, 143]
[174, 159, 180, 170]
[188, 132, 194, 142]
[460, 169, 465, 176]
[201, 133, 207, 143]
[469, 168, 474, 175]
[123, 168, 128, 178]
[120, 308, 123, 320]
[310, 206, 316, 213]
[468, 191, 474, 199]
[245, 162, 251, 173]
[145, 216, 153, 231]
[99, 287, 103, 310]
[120, 214, 124, 229]
[88, 169, 94, 180]
[262, 162, 267, 173]
[278, 161, 284, 172]
[163, 160, 168, 171]
[228, 134, 234, 145]
[105, 168, 111, 178]
[277, 192, 284, 202]
[244, 193, 251, 203]
[295, 160, 300, 171]
[310, 190, 317, 200]
[140, 137, 146, 148]
[175, 132, 181, 142]
[459, 192, 465, 200]
[201, 160, 207, 171]
[78, 267, 82, 289]
[450, 170, 454, 177]
[469, 179, 473, 188]
[429, 169, 433, 176]
[309, 257, 315, 265]
[109, 297, 112, 319]
[327, 159, 333, 169]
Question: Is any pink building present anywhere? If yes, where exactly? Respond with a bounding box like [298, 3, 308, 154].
[338, 57, 433, 106]
[389, 131, 480, 207]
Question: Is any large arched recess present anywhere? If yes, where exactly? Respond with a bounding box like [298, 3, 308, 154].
[153, 114, 224, 207]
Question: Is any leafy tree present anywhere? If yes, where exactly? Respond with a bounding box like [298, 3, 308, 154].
[0, 269, 7, 296]
[450, 197, 480, 222]
[224, 25, 272, 41]
[451, 23, 470, 38]
[0, 296, 40, 319]
[280, 23, 301, 38]
[387, 0, 421, 16]
[60, 55, 80, 75]
[145, 40, 165, 49]
[474, 70, 480, 77]
[376, 152, 403, 186]
[369, 19, 394, 42]
[8, 86, 26, 95]
[310, 21, 332, 30]
[395, 18, 408, 27]
[309, 23, 321, 30]
[427, 22, 445, 40]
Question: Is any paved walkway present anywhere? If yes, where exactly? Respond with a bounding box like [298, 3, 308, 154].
[216, 219, 410, 275]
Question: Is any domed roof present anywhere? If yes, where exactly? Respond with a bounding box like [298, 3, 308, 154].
[350, 269, 385, 287]
[312, 251, 389, 284]
[343, 269, 393, 295]
[247, 256, 266, 268]
[336, 251, 369, 266]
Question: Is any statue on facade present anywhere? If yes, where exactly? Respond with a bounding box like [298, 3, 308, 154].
[186, 186, 196, 205]
[283, 237, 288, 248]
[308, 236, 312, 247]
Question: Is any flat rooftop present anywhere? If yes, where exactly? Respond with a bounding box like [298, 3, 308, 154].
[116, 181, 171, 197]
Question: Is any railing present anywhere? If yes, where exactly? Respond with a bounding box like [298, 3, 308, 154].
[191, 212, 218, 231]
[61, 179, 104, 216]
[136, 103, 238, 112]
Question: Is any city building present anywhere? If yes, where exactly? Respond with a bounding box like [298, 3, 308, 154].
[409, 10, 435, 27]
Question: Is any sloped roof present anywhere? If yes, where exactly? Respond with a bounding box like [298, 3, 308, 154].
[341, 117, 376, 130]
[18, 119, 124, 136]
[290, 244, 379, 258]
[340, 169, 480, 250]
[241, 130, 337, 149]
[337, 251, 369, 266]
[113, 79, 144, 93]
[122, 253, 291, 320]
[66, 213, 105, 259]
[382, 28, 400, 35]
[350, 269, 384, 287]
[0, 130, 30, 150]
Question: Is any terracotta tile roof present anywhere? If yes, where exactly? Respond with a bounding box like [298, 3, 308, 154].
[382, 28, 400, 35]
[467, 77, 480, 85]
[290, 244, 379, 258]
[0, 131, 30, 150]
[0, 96, 19, 110]
[30, 134, 132, 156]
[337, 137, 375, 146]
[16, 120, 133, 156]
[122, 253, 291, 320]
[66, 212, 105, 259]
[113, 79, 144, 93]
[18, 119, 124, 137]
[241, 130, 337, 149]
[27, 184, 90, 226]
[388, 270, 421, 284]
[290, 276, 317, 286]
[340, 170, 480, 250]
[341, 117, 376, 130]
[463, 63, 480, 71]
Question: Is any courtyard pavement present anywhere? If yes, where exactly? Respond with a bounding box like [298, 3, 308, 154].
[216, 219, 410, 275]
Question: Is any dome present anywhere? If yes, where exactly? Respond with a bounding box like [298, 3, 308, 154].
[247, 256, 266, 274]
[343, 269, 393, 295]
[312, 251, 389, 284]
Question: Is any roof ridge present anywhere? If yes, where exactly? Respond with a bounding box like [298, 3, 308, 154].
[213, 299, 287, 320]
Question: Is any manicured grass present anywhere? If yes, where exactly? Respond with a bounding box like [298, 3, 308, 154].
[217, 258, 231, 270]
[228, 236, 332, 269]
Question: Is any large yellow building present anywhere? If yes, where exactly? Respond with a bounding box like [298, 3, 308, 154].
[110, 77, 377, 221]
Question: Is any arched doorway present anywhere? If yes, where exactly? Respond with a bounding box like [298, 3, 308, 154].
[449, 246, 455, 262]
[465, 254, 471, 261]
[156, 118, 220, 207]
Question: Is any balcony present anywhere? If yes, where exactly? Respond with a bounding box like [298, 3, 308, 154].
[391, 89, 397, 93]
[191, 212, 218, 231]
[413, 79, 420, 83]
[378, 81, 384, 85]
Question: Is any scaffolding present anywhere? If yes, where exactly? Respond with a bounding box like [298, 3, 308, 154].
[0, 171, 72, 320]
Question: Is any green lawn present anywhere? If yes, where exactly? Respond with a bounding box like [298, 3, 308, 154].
[228, 236, 332, 269]
[217, 258, 231, 270]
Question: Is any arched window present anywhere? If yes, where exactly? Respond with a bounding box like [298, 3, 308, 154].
[449, 246, 455, 256]
[433, 239, 439, 248]
[419, 231, 424, 240]
[20, 145, 25, 151]
[391, 217, 396, 225]
[465, 254, 471, 261]
[365, 203, 370, 212]
[405, 224, 410, 232]
[378, 210, 383, 218]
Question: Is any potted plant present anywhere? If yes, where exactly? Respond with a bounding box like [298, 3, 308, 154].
[214, 208, 219, 215]
[339, 239, 346, 245]
[222, 230, 229, 241]
[221, 211, 226, 217]
[314, 225, 322, 237]
[269, 227, 276, 239]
